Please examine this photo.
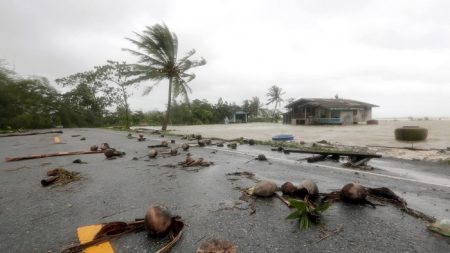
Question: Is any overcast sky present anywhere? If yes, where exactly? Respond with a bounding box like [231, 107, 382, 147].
[1, 0, 450, 118]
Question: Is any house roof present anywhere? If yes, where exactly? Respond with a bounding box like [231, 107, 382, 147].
[285, 98, 378, 109]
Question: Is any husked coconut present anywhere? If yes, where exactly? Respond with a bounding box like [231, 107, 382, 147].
[196, 239, 237, 253]
[281, 182, 297, 195]
[297, 180, 319, 198]
[252, 180, 277, 197]
[144, 204, 172, 236]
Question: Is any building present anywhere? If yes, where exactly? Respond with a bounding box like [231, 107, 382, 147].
[283, 98, 378, 125]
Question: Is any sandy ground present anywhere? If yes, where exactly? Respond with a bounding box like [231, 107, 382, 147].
[141, 120, 450, 161]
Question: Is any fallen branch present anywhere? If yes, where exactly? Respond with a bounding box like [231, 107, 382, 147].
[275, 192, 291, 207]
[0, 130, 63, 138]
[5, 150, 103, 162]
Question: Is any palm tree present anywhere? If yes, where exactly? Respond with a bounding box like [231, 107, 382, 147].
[124, 24, 206, 130]
[266, 85, 285, 120]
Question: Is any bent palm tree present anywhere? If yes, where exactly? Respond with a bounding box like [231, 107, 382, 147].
[124, 24, 206, 130]
[266, 85, 285, 120]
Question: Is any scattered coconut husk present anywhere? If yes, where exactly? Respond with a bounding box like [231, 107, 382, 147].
[297, 180, 319, 199]
[100, 143, 110, 151]
[196, 239, 237, 253]
[181, 143, 190, 151]
[104, 148, 124, 159]
[248, 180, 277, 197]
[72, 159, 87, 164]
[148, 149, 158, 158]
[179, 155, 214, 167]
[281, 182, 297, 195]
[145, 204, 172, 236]
[61, 204, 185, 253]
[42, 168, 81, 186]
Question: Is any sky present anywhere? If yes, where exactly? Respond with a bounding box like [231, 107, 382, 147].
[1, 0, 450, 118]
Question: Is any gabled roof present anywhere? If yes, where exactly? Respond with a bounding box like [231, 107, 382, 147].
[285, 98, 378, 109]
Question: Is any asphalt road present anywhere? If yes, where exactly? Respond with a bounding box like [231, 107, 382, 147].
[0, 128, 449, 252]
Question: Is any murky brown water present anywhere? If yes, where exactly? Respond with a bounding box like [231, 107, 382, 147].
[161, 120, 450, 149]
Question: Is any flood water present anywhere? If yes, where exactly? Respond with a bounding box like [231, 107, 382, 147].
[144, 120, 450, 149]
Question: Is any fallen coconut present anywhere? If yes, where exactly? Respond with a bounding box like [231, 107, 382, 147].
[196, 239, 237, 253]
[144, 204, 172, 236]
[340, 183, 368, 203]
[161, 140, 169, 147]
[248, 139, 255, 145]
[252, 180, 277, 197]
[256, 154, 267, 161]
[281, 182, 297, 195]
[148, 149, 158, 158]
[170, 148, 178, 156]
[104, 148, 116, 158]
[100, 143, 110, 151]
[90, 145, 98, 151]
[297, 179, 319, 198]
[181, 143, 189, 151]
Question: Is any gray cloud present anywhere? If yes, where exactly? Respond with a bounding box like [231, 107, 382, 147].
[1, 0, 449, 118]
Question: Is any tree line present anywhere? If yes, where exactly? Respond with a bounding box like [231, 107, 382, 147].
[0, 24, 287, 130]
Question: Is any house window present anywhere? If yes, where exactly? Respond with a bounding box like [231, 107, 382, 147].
[331, 110, 340, 118]
[353, 110, 358, 116]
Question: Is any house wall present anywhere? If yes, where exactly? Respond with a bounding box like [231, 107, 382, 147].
[340, 111, 354, 125]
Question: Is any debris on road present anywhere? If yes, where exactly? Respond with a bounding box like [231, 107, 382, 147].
[148, 149, 158, 158]
[0, 130, 63, 137]
[181, 143, 190, 151]
[281, 182, 297, 195]
[226, 171, 255, 179]
[248, 180, 277, 197]
[80, 137, 86, 141]
[41, 168, 81, 186]
[5, 150, 103, 162]
[179, 155, 214, 167]
[104, 148, 125, 159]
[61, 204, 184, 253]
[428, 219, 450, 237]
[100, 143, 110, 150]
[286, 198, 331, 229]
[72, 159, 87, 164]
[197, 239, 236, 253]
[227, 142, 237, 149]
[90, 145, 98, 151]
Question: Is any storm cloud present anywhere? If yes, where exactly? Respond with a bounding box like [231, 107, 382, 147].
[1, 0, 450, 117]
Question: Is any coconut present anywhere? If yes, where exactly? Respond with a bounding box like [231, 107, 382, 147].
[161, 140, 169, 147]
[198, 140, 206, 147]
[181, 143, 190, 151]
[196, 239, 237, 253]
[148, 149, 158, 158]
[248, 139, 255, 145]
[100, 143, 110, 150]
[253, 180, 277, 197]
[281, 182, 297, 195]
[340, 183, 368, 203]
[90, 145, 98, 151]
[144, 204, 172, 236]
[256, 154, 267, 161]
[297, 180, 319, 198]
[104, 148, 116, 158]
[170, 148, 178, 156]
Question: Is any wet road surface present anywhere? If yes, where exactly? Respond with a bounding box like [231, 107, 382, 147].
[0, 128, 449, 252]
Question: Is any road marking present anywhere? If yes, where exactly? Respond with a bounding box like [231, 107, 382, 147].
[77, 225, 114, 253]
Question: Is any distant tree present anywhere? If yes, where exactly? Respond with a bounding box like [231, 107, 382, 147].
[266, 85, 285, 120]
[94, 60, 135, 128]
[286, 97, 295, 105]
[124, 23, 206, 130]
[248, 96, 262, 118]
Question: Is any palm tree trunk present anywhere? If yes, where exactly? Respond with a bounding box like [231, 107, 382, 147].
[122, 86, 130, 129]
[162, 77, 173, 131]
